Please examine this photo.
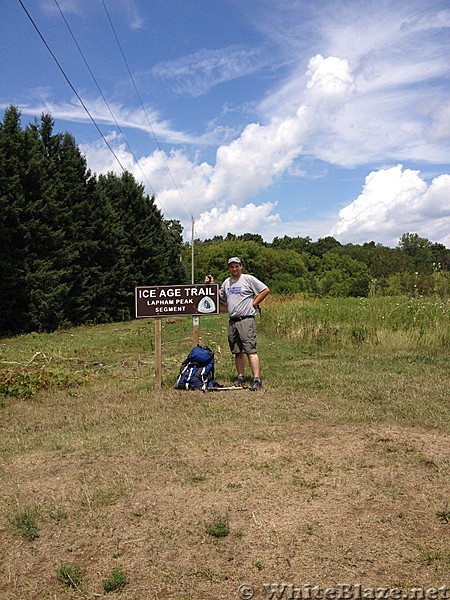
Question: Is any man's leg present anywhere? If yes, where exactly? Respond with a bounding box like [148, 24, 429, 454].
[235, 352, 246, 377]
[247, 352, 260, 379]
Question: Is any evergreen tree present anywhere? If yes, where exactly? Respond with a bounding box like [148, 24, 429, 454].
[0, 106, 28, 334]
[85, 176, 131, 322]
[96, 172, 187, 319]
[22, 115, 82, 330]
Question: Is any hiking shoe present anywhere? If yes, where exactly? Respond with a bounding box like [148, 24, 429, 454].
[250, 379, 262, 391]
[233, 376, 246, 387]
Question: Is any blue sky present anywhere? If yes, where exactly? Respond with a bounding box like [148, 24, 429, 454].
[3, 0, 450, 246]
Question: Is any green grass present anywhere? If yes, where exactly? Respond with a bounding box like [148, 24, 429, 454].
[1, 295, 448, 372]
[260, 295, 450, 350]
[0, 299, 448, 439]
[1, 297, 449, 432]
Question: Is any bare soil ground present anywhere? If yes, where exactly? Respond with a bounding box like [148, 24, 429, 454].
[1, 382, 449, 599]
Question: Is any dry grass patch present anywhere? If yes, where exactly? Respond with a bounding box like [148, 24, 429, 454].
[1, 384, 449, 599]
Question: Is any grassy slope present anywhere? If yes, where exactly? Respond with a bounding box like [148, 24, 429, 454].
[0, 299, 449, 599]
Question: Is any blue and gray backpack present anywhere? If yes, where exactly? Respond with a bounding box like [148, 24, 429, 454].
[174, 345, 217, 391]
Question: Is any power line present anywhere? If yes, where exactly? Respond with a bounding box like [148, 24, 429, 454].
[54, 0, 154, 196]
[53, 0, 172, 218]
[100, 0, 194, 221]
[18, 0, 128, 175]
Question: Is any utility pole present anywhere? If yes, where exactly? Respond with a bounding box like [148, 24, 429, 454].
[191, 216, 199, 345]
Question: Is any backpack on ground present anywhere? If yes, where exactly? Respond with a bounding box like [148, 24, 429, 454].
[174, 345, 217, 391]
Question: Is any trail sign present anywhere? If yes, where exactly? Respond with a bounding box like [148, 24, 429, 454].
[135, 284, 219, 318]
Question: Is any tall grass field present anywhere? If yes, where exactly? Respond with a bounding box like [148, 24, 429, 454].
[0, 295, 449, 599]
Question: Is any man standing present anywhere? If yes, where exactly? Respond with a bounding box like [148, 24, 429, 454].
[206, 257, 270, 391]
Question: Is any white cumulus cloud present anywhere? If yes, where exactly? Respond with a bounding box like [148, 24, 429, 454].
[194, 203, 281, 239]
[330, 165, 450, 246]
[306, 54, 355, 101]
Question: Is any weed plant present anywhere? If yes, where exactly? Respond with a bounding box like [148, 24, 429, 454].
[10, 507, 39, 541]
[102, 567, 127, 593]
[205, 513, 230, 538]
[0, 368, 79, 399]
[55, 562, 83, 590]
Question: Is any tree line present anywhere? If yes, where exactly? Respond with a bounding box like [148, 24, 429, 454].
[1, 106, 448, 335]
[0, 106, 186, 335]
[189, 233, 449, 298]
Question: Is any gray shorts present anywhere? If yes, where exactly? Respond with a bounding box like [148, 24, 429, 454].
[228, 317, 257, 355]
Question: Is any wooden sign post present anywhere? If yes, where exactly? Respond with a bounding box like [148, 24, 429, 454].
[155, 318, 162, 388]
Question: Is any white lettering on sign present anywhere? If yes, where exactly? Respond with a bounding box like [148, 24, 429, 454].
[147, 299, 176, 306]
[146, 298, 195, 306]
[159, 288, 182, 298]
[155, 305, 187, 313]
[139, 287, 213, 299]
[139, 289, 157, 298]
[184, 287, 214, 297]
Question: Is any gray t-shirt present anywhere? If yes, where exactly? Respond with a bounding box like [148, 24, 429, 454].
[220, 273, 268, 319]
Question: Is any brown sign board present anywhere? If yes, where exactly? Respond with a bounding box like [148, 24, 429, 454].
[135, 284, 220, 318]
